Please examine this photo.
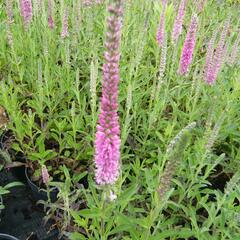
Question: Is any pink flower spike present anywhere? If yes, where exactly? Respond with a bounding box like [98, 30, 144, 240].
[48, 0, 54, 29]
[172, 0, 187, 43]
[178, 14, 198, 75]
[48, 16, 54, 29]
[156, 1, 167, 47]
[94, 0, 123, 186]
[20, 0, 33, 29]
[204, 30, 218, 82]
[61, 8, 69, 39]
[205, 18, 230, 85]
[42, 165, 50, 185]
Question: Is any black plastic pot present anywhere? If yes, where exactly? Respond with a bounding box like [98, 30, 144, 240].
[0, 131, 10, 149]
[25, 168, 58, 202]
[0, 131, 26, 183]
[0, 234, 19, 240]
[0, 195, 3, 216]
[0, 170, 60, 240]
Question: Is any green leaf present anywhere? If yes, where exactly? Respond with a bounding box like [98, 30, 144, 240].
[0, 187, 10, 195]
[118, 182, 139, 212]
[4, 181, 24, 189]
[109, 224, 136, 235]
[71, 210, 88, 228]
[70, 232, 87, 240]
[152, 228, 194, 239]
[72, 172, 88, 184]
[78, 208, 101, 218]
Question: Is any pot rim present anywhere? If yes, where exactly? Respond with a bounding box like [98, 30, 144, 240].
[25, 167, 58, 193]
[0, 233, 19, 240]
[0, 195, 3, 212]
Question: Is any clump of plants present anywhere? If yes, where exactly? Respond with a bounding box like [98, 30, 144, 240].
[0, 0, 239, 239]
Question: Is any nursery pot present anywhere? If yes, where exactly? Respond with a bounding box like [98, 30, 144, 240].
[0, 131, 10, 149]
[0, 131, 26, 183]
[10, 152, 27, 183]
[0, 195, 3, 216]
[25, 168, 58, 202]
[0, 234, 19, 240]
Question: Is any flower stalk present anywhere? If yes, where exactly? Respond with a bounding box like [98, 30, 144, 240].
[94, 0, 123, 185]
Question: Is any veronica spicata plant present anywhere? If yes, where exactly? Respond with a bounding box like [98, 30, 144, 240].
[178, 14, 198, 75]
[94, 0, 123, 185]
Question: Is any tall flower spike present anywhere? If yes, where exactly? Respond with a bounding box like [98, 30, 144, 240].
[204, 29, 218, 82]
[20, 0, 33, 29]
[61, 8, 69, 39]
[178, 14, 198, 75]
[171, 0, 187, 43]
[6, 24, 13, 47]
[6, 0, 14, 47]
[156, 0, 167, 47]
[6, 0, 14, 24]
[204, 18, 230, 85]
[94, 0, 123, 185]
[213, 18, 230, 72]
[48, 0, 54, 29]
[228, 32, 240, 66]
[158, 122, 196, 199]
